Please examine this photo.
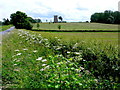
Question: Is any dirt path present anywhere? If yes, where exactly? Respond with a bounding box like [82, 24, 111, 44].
[0, 26, 15, 34]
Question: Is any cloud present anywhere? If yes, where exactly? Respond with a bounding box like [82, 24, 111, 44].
[0, 0, 119, 22]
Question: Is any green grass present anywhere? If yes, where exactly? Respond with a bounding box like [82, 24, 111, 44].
[0, 25, 13, 32]
[32, 23, 118, 31]
[2, 29, 119, 88]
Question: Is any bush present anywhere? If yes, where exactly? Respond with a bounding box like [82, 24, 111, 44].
[58, 25, 61, 30]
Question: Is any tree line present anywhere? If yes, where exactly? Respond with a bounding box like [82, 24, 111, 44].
[90, 10, 120, 24]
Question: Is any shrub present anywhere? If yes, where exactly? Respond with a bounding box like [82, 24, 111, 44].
[58, 25, 61, 30]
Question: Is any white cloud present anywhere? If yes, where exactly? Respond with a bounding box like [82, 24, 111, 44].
[0, 0, 119, 22]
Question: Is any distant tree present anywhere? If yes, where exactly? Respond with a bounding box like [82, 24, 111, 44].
[10, 11, 33, 30]
[58, 16, 63, 22]
[3, 18, 10, 25]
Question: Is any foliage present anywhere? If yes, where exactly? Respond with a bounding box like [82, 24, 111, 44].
[10, 11, 33, 30]
[59, 16, 63, 22]
[58, 25, 61, 30]
[2, 18, 10, 25]
[91, 10, 120, 24]
[0, 25, 13, 31]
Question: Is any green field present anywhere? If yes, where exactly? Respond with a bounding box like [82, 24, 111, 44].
[33, 23, 118, 31]
[0, 25, 13, 31]
[2, 28, 119, 88]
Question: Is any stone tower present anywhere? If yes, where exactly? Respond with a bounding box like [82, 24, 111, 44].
[54, 15, 58, 23]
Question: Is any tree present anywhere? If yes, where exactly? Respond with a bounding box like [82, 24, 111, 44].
[10, 11, 33, 30]
[3, 18, 10, 25]
[58, 16, 63, 22]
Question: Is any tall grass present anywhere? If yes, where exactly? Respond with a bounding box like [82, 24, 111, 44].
[2, 29, 120, 88]
[0, 25, 13, 31]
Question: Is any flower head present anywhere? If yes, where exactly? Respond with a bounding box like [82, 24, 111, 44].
[36, 57, 42, 60]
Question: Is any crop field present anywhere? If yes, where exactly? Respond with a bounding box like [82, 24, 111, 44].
[32, 23, 118, 31]
[2, 28, 120, 88]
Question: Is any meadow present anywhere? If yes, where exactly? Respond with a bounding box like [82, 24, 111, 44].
[32, 22, 118, 31]
[0, 25, 13, 32]
[2, 27, 120, 88]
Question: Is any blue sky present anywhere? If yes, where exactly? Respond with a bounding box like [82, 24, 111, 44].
[0, 0, 119, 22]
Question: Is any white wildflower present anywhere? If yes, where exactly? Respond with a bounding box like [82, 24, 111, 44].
[40, 68, 44, 71]
[44, 65, 50, 69]
[33, 50, 38, 53]
[36, 57, 42, 60]
[42, 59, 47, 62]
[57, 62, 61, 65]
[74, 52, 80, 55]
[13, 64, 17, 66]
[83, 59, 86, 61]
[16, 60, 20, 62]
[58, 39, 60, 41]
[23, 48, 28, 51]
[79, 66, 84, 70]
[15, 49, 19, 52]
[44, 38, 48, 41]
[67, 51, 70, 54]
[16, 53, 21, 56]
[42, 64, 47, 66]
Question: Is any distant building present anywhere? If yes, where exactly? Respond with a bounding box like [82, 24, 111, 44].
[54, 15, 58, 23]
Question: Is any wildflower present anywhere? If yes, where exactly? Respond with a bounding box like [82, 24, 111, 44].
[44, 39, 48, 41]
[74, 52, 80, 55]
[16, 60, 20, 62]
[40, 68, 44, 71]
[42, 59, 47, 62]
[13, 64, 17, 66]
[42, 64, 47, 66]
[57, 62, 61, 65]
[14, 69, 20, 71]
[79, 66, 84, 70]
[44, 65, 50, 69]
[15, 49, 19, 52]
[33, 50, 38, 53]
[58, 39, 60, 41]
[23, 48, 28, 51]
[16, 53, 21, 56]
[83, 59, 86, 61]
[67, 51, 70, 54]
[36, 57, 42, 60]
[79, 83, 82, 86]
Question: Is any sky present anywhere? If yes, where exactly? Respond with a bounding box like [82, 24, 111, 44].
[0, 0, 119, 22]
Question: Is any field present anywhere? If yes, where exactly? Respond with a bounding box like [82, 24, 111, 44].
[2, 26, 120, 88]
[33, 23, 118, 31]
[0, 25, 13, 32]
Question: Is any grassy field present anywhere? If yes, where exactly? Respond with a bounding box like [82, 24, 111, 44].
[33, 23, 118, 31]
[0, 25, 13, 32]
[2, 28, 119, 88]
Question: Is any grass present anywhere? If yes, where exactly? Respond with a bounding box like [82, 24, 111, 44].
[0, 25, 13, 32]
[2, 29, 119, 88]
[32, 23, 118, 31]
